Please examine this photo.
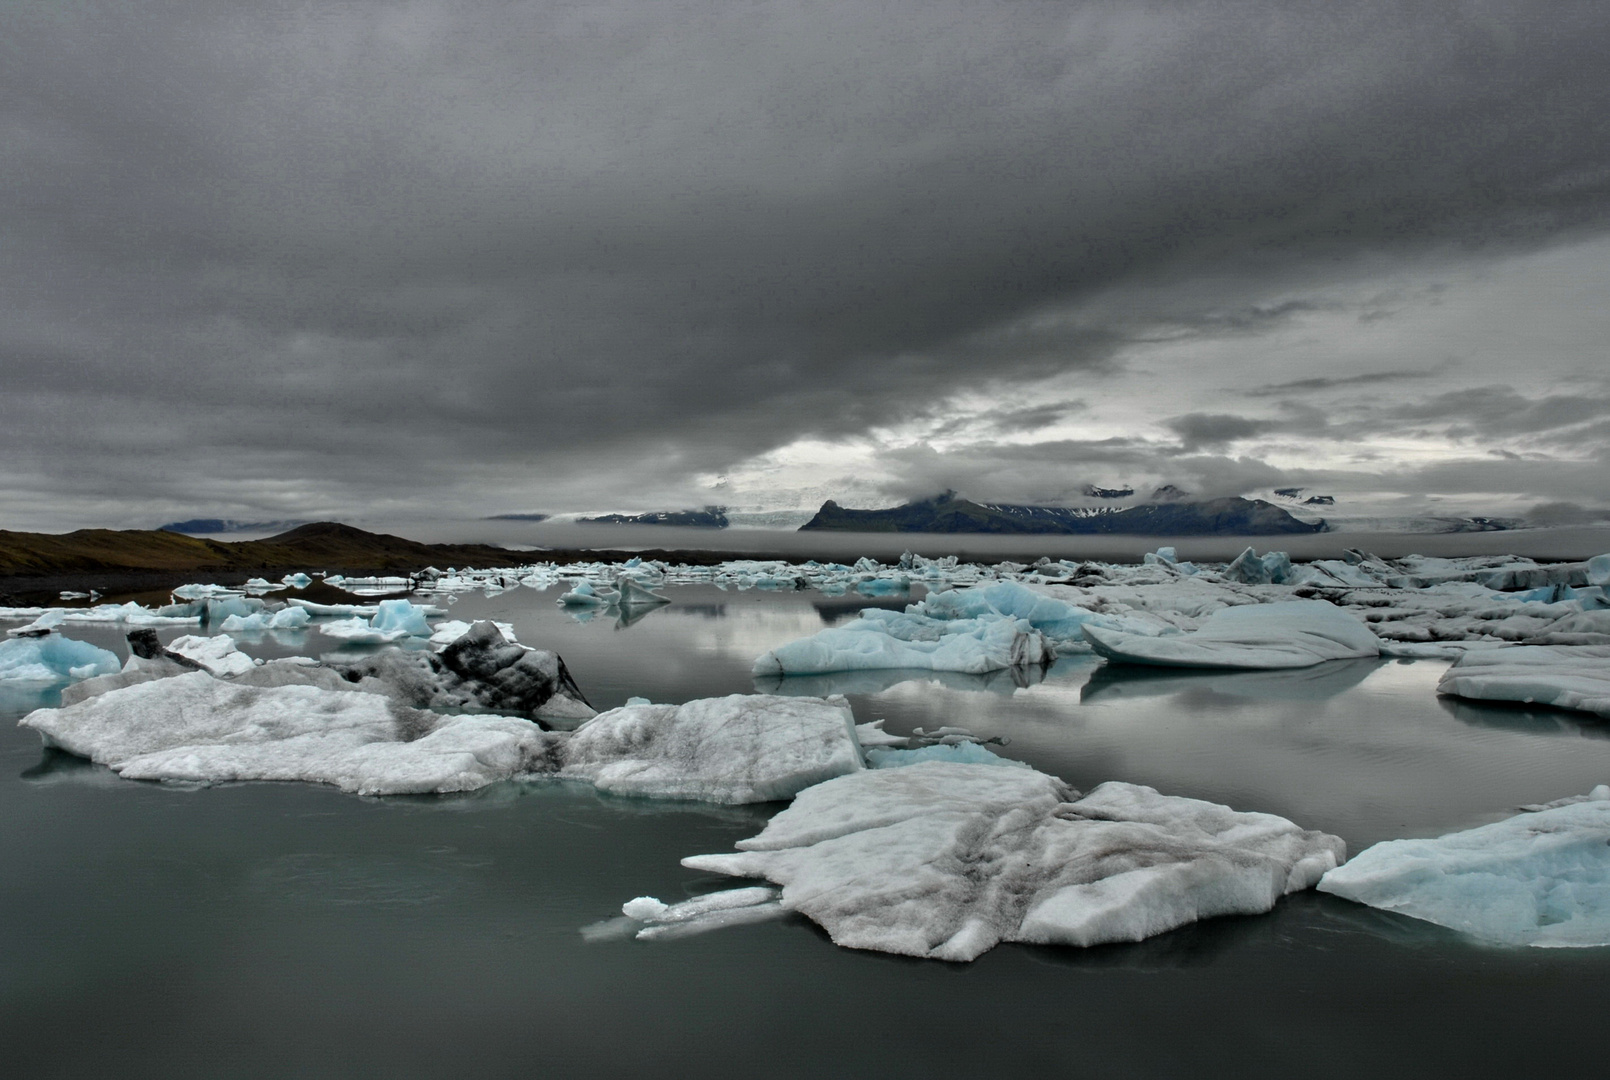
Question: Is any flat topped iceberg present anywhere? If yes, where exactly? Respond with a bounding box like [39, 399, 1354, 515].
[0, 635, 120, 683]
[560, 693, 863, 803]
[1082, 599, 1379, 670]
[1318, 790, 1610, 947]
[1436, 644, 1610, 718]
[19, 671, 561, 796]
[679, 761, 1344, 961]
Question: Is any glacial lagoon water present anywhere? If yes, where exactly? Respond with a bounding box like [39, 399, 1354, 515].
[5, 583, 1610, 1077]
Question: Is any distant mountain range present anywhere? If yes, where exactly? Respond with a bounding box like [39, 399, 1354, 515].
[159, 518, 307, 535]
[798, 492, 1326, 535]
[579, 507, 730, 528]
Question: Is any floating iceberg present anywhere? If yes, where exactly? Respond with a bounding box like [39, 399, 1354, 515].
[559, 693, 863, 803]
[677, 763, 1344, 961]
[1436, 645, 1610, 718]
[615, 577, 670, 607]
[0, 635, 120, 683]
[559, 581, 619, 607]
[1082, 600, 1379, 670]
[916, 580, 1113, 646]
[20, 672, 560, 796]
[219, 606, 312, 632]
[316, 599, 436, 643]
[1318, 789, 1610, 947]
[165, 634, 258, 676]
[282, 573, 313, 588]
[752, 611, 1049, 677]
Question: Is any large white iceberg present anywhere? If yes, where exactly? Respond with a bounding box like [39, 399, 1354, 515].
[1082, 600, 1380, 670]
[0, 635, 120, 683]
[19, 671, 561, 796]
[1318, 790, 1610, 947]
[559, 693, 862, 803]
[678, 762, 1344, 960]
[1436, 645, 1610, 718]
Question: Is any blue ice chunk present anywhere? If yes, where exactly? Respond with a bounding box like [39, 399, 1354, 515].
[0, 635, 121, 683]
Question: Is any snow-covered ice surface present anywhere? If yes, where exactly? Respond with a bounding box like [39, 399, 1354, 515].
[1436, 645, 1610, 718]
[19, 671, 562, 796]
[162, 634, 258, 676]
[1082, 600, 1380, 670]
[677, 762, 1343, 961]
[1319, 789, 1610, 947]
[560, 693, 863, 803]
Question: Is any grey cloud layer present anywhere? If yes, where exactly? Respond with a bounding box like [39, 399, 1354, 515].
[6, 1, 1610, 525]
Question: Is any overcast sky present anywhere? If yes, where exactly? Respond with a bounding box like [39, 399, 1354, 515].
[6, 1, 1610, 532]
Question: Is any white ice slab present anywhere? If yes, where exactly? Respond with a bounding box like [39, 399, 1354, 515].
[679, 762, 1343, 960]
[1082, 600, 1379, 670]
[20, 671, 559, 796]
[560, 693, 863, 803]
[1436, 644, 1610, 718]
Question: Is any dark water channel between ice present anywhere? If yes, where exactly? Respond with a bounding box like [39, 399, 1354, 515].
[5, 583, 1610, 1078]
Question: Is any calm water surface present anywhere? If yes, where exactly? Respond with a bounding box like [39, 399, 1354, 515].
[4, 584, 1609, 1078]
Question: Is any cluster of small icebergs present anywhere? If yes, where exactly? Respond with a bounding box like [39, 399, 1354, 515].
[7, 544, 1610, 959]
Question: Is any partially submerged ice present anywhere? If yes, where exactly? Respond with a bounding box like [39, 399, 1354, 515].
[677, 761, 1344, 961]
[559, 693, 863, 803]
[1436, 644, 1610, 719]
[1082, 600, 1380, 670]
[1318, 789, 1610, 947]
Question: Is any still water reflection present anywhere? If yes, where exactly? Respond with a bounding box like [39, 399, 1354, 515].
[4, 584, 1609, 1078]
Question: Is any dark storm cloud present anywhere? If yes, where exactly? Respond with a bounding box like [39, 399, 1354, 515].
[1164, 413, 1285, 451]
[7, 0, 1610, 525]
[1242, 368, 1448, 397]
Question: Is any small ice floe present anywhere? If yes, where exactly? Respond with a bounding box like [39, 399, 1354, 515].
[164, 634, 259, 676]
[1435, 645, 1610, 718]
[616, 887, 788, 941]
[219, 607, 313, 632]
[286, 599, 380, 618]
[559, 694, 863, 803]
[1319, 787, 1610, 947]
[1082, 600, 1380, 670]
[0, 634, 120, 683]
[7, 610, 67, 638]
[315, 599, 437, 643]
[657, 762, 1343, 961]
[282, 573, 313, 588]
[427, 619, 517, 647]
[559, 581, 619, 607]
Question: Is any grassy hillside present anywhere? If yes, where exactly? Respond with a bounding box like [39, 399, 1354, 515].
[0, 522, 522, 577]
